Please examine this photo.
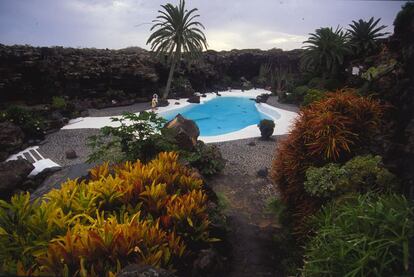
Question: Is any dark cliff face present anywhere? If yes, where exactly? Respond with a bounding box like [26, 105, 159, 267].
[0, 45, 161, 104]
[0, 45, 303, 104]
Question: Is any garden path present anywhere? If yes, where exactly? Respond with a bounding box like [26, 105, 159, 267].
[210, 137, 285, 276]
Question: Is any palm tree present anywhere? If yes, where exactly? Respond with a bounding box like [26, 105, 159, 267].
[348, 17, 388, 56]
[302, 27, 350, 77]
[147, 0, 207, 99]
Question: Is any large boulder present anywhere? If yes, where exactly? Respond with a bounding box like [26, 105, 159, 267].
[255, 93, 270, 103]
[165, 114, 199, 151]
[187, 95, 201, 103]
[0, 122, 25, 161]
[117, 265, 175, 277]
[0, 159, 34, 197]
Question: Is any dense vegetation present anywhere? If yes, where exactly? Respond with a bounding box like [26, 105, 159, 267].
[88, 111, 225, 177]
[0, 152, 217, 275]
[271, 3, 414, 276]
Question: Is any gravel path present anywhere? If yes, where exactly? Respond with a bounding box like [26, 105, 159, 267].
[39, 129, 101, 166]
[212, 136, 283, 176]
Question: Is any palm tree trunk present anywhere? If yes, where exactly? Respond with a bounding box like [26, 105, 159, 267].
[163, 44, 181, 100]
[163, 56, 177, 99]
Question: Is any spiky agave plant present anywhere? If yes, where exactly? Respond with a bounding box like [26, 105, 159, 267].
[147, 0, 208, 99]
[348, 17, 388, 56]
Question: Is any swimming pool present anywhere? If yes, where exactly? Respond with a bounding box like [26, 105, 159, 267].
[160, 96, 280, 136]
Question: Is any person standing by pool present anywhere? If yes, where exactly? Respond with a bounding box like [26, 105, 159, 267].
[151, 93, 159, 111]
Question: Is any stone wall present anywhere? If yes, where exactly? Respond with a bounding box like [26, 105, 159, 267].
[0, 44, 303, 104]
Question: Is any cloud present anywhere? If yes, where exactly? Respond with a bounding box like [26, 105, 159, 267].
[0, 0, 406, 50]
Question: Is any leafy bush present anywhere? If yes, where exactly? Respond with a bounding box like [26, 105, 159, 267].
[271, 89, 385, 232]
[1, 106, 45, 138]
[286, 86, 309, 103]
[0, 152, 213, 275]
[182, 141, 226, 177]
[324, 78, 342, 90]
[302, 89, 326, 106]
[258, 119, 275, 139]
[88, 111, 177, 163]
[307, 77, 324, 89]
[51, 96, 67, 110]
[88, 112, 225, 177]
[304, 155, 397, 198]
[302, 193, 414, 276]
[361, 59, 397, 81]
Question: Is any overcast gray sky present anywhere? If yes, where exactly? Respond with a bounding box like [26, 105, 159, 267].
[0, 0, 408, 51]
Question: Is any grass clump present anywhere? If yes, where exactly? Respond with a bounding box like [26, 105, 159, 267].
[302, 193, 414, 277]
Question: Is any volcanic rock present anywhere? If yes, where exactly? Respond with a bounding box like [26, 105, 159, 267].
[0, 159, 34, 197]
[165, 114, 200, 151]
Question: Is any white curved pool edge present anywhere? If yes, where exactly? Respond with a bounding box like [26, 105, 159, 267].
[61, 89, 298, 143]
[199, 103, 297, 143]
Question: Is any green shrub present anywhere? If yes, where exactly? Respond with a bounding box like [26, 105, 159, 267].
[182, 141, 226, 177]
[324, 78, 342, 90]
[302, 89, 326, 106]
[3, 106, 45, 138]
[308, 77, 324, 88]
[304, 155, 397, 199]
[272, 90, 385, 233]
[51, 96, 67, 110]
[88, 112, 226, 177]
[258, 119, 275, 139]
[285, 85, 309, 103]
[302, 193, 414, 276]
[88, 111, 177, 163]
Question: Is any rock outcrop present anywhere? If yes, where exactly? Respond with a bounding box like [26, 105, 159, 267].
[0, 44, 303, 105]
[165, 114, 200, 151]
[0, 159, 34, 198]
[0, 45, 161, 105]
[0, 122, 25, 161]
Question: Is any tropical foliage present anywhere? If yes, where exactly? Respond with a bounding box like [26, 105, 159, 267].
[304, 155, 397, 199]
[181, 141, 226, 177]
[0, 106, 45, 138]
[88, 111, 177, 163]
[88, 112, 225, 176]
[302, 27, 350, 77]
[302, 193, 414, 277]
[271, 89, 385, 232]
[147, 0, 207, 99]
[302, 88, 326, 106]
[348, 17, 388, 56]
[0, 152, 213, 276]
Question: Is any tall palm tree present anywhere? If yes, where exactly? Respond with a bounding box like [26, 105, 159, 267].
[147, 0, 207, 99]
[302, 27, 350, 77]
[348, 17, 388, 56]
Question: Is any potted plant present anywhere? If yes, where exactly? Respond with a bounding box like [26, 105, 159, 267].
[258, 119, 275, 139]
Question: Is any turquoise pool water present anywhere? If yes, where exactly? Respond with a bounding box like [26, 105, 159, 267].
[161, 97, 278, 136]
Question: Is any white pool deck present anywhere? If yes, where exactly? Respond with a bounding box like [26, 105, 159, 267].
[62, 89, 298, 143]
